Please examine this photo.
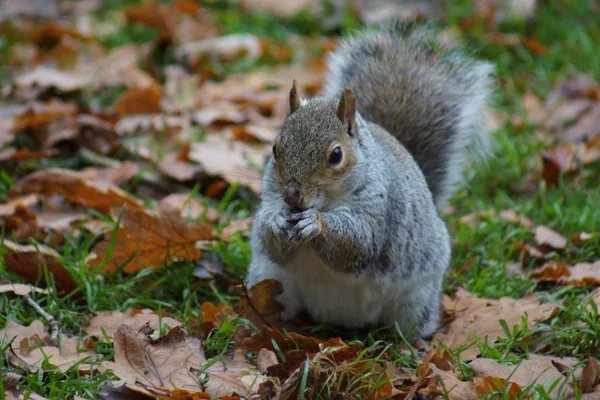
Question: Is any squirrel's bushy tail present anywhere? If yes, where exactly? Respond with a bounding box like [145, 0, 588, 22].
[323, 23, 494, 208]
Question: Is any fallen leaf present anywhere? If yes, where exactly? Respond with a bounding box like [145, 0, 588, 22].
[257, 348, 278, 374]
[534, 226, 568, 250]
[459, 209, 533, 228]
[10, 335, 98, 373]
[239, 0, 319, 18]
[0, 194, 39, 217]
[113, 87, 162, 116]
[2, 240, 77, 294]
[85, 309, 182, 339]
[533, 260, 600, 286]
[188, 133, 265, 193]
[581, 355, 600, 393]
[559, 103, 600, 142]
[0, 283, 50, 296]
[541, 144, 581, 187]
[100, 325, 258, 398]
[201, 302, 236, 333]
[81, 161, 140, 186]
[37, 209, 87, 232]
[239, 279, 285, 330]
[241, 325, 344, 355]
[10, 168, 143, 214]
[0, 320, 47, 345]
[31, 21, 90, 48]
[428, 366, 477, 400]
[471, 355, 580, 398]
[432, 288, 558, 361]
[87, 201, 213, 273]
[473, 376, 522, 399]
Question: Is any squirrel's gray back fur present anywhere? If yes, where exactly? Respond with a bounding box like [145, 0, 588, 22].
[323, 24, 493, 208]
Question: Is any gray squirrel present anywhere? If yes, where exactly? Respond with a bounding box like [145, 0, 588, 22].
[246, 24, 493, 341]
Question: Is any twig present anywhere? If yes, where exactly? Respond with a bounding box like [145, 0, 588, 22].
[24, 295, 59, 340]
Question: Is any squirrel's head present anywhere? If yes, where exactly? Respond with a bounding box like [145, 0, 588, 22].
[271, 80, 360, 211]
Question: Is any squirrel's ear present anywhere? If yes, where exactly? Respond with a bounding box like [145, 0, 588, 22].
[336, 87, 357, 128]
[289, 80, 301, 113]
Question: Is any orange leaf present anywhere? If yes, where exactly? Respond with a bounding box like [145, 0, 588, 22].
[10, 168, 143, 214]
[113, 87, 162, 116]
[124, 3, 176, 40]
[31, 21, 90, 49]
[201, 302, 236, 333]
[2, 240, 77, 295]
[474, 376, 522, 399]
[87, 201, 213, 274]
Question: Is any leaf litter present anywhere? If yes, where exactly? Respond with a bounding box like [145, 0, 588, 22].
[2, 1, 600, 399]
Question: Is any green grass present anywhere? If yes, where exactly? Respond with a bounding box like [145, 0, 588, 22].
[2, 0, 600, 398]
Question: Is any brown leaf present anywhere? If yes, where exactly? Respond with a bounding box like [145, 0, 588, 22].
[0, 320, 47, 346]
[533, 260, 600, 286]
[432, 288, 558, 361]
[471, 355, 580, 398]
[87, 201, 213, 273]
[201, 302, 236, 333]
[534, 226, 568, 250]
[113, 87, 162, 116]
[100, 325, 258, 398]
[241, 326, 345, 355]
[239, 279, 285, 330]
[188, 133, 265, 193]
[542, 144, 581, 187]
[31, 21, 90, 48]
[459, 209, 533, 228]
[85, 309, 182, 339]
[124, 3, 176, 40]
[2, 240, 77, 294]
[559, 103, 600, 142]
[521, 37, 548, 55]
[239, 0, 318, 18]
[581, 355, 600, 393]
[428, 366, 477, 400]
[473, 376, 522, 399]
[10, 168, 143, 214]
[9, 335, 98, 373]
[257, 348, 278, 374]
[81, 161, 140, 186]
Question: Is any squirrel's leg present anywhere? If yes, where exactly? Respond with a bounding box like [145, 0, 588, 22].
[387, 276, 444, 342]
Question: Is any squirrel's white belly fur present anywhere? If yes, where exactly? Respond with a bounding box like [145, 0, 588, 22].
[256, 244, 443, 335]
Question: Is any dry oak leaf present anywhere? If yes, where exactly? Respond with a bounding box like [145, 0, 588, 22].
[201, 302, 236, 333]
[10, 335, 98, 373]
[100, 325, 258, 398]
[0, 147, 59, 162]
[9, 168, 143, 214]
[534, 226, 568, 250]
[581, 355, 600, 394]
[238, 279, 285, 330]
[221, 218, 252, 240]
[533, 260, 600, 286]
[2, 240, 77, 294]
[0, 319, 47, 345]
[188, 134, 264, 193]
[241, 326, 345, 356]
[432, 288, 558, 362]
[473, 376, 522, 400]
[427, 366, 476, 400]
[85, 309, 182, 340]
[113, 86, 162, 116]
[87, 201, 213, 273]
[470, 355, 580, 399]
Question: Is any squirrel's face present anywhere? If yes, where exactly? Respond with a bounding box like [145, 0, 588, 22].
[271, 82, 359, 211]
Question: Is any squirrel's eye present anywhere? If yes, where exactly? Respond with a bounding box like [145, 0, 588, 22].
[328, 146, 343, 166]
[272, 144, 277, 160]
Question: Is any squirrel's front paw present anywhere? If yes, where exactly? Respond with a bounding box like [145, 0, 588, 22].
[287, 208, 323, 244]
[270, 208, 294, 240]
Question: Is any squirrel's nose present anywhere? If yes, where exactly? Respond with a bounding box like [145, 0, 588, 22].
[283, 182, 304, 209]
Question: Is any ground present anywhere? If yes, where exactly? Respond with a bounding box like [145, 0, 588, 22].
[1, 0, 600, 399]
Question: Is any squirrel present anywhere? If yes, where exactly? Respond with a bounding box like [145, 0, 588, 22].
[246, 23, 493, 341]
